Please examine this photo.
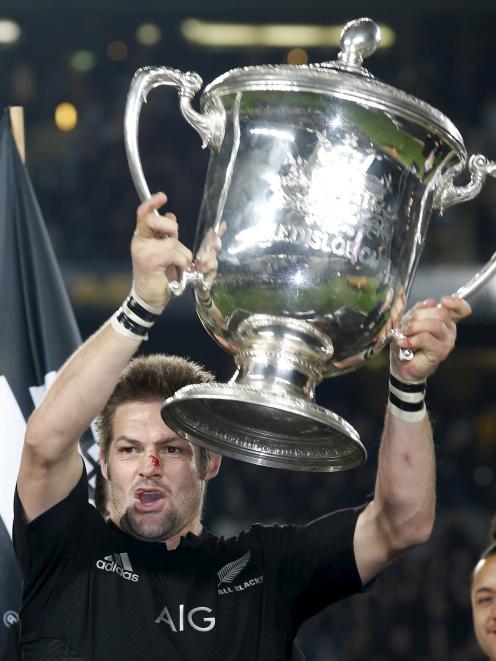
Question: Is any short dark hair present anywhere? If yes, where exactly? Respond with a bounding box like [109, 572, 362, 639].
[95, 354, 214, 474]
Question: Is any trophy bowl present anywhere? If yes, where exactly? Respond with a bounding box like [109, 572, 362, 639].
[124, 18, 496, 471]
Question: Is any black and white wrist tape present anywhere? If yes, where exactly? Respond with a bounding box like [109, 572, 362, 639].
[388, 374, 427, 422]
[110, 287, 164, 342]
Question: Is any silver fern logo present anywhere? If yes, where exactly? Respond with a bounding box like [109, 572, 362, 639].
[217, 551, 251, 586]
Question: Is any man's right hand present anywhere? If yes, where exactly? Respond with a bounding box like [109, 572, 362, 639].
[131, 192, 193, 309]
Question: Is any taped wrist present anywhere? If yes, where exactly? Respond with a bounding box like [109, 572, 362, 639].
[110, 287, 163, 342]
[388, 374, 427, 422]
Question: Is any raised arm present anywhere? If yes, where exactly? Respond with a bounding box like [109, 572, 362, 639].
[17, 193, 192, 522]
[354, 295, 471, 585]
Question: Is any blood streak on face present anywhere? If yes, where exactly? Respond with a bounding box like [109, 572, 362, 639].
[149, 454, 160, 467]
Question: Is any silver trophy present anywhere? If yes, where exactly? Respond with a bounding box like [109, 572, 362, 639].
[124, 18, 496, 472]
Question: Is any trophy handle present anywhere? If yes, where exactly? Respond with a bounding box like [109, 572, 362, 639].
[433, 154, 496, 213]
[124, 66, 225, 296]
[432, 153, 496, 299]
[392, 153, 496, 361]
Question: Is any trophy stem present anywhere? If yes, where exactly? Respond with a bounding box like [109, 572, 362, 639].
[160, 313, 367, 472]
[231, 314, 334, 401]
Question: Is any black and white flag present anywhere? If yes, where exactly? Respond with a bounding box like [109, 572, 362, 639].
[0, 108, 99, 657]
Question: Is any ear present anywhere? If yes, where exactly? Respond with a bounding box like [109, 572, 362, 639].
[99, 447, 109, 480]
[204, 453, 222, 482]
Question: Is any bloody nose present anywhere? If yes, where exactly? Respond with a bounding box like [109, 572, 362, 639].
[149, 454, 160, 467]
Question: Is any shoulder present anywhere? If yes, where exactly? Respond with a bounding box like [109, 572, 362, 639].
[222, 521, 293, 547]
[13, 464, 104, 578]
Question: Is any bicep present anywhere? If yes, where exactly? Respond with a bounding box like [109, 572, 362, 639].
[17, 446, 84, 523]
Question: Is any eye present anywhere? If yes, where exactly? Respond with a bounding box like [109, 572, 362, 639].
[477, 596, 493, 605]
[166, 446, 183, 454]
[118, 446, 138, 455]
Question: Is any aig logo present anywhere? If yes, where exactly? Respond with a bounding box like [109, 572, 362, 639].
[155, 604, 215, 632]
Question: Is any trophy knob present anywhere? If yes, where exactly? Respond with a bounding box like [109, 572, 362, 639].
[338, 18, 381, 67]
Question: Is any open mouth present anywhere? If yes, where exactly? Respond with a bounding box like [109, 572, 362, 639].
[133, 489, 166, 512]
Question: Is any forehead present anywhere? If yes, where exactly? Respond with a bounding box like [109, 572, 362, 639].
[112, 400, 173, 436]
[109, 400, 198, 455]
[473, 556, 496, 592]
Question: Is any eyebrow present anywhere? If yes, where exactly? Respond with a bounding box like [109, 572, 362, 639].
[114, 435, 188, 446]
[474, 587, 494, 595]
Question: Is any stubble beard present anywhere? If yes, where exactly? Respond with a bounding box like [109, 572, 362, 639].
[112, 482, 204, 543]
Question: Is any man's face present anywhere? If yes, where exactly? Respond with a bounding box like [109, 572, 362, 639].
[101, 400, 217, 543]
[472, 555, 496, 660]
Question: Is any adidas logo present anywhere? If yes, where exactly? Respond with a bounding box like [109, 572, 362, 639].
[96, 552, 139, 582]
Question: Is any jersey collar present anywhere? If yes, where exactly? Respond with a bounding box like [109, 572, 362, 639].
[106, 520, 213, 550]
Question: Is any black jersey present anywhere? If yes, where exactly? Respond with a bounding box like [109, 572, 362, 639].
[13, 462, 364, 661]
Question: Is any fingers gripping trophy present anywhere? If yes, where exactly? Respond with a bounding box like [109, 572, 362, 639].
[124, 18, 496, 472]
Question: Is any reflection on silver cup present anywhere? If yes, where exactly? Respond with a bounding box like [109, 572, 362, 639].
[125, 18, 496, 471]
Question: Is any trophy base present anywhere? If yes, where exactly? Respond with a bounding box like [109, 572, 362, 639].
[161, 383, 366, 472]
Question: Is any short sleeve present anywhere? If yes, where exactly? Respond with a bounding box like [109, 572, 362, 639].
[258, 506, 365, 623]
[13, 459, 88, 581]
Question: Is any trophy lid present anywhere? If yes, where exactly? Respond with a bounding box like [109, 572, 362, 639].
[203, 17, 465, 157]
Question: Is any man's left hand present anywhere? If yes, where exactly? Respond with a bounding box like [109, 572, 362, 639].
[391, 295, 471, 383]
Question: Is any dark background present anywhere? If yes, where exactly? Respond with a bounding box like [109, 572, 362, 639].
[2, 1, 496, 658]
